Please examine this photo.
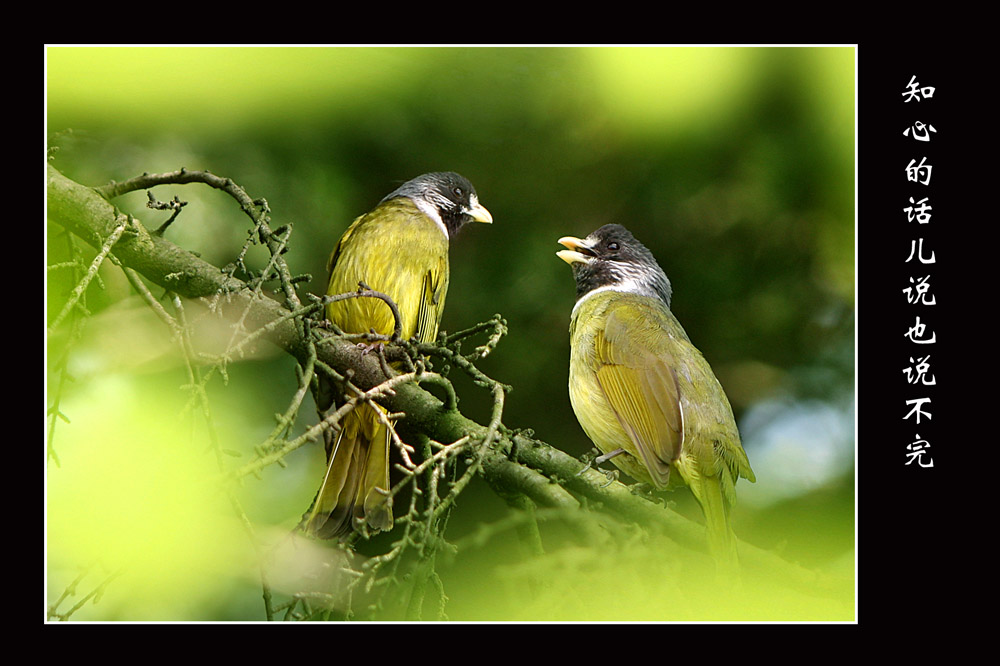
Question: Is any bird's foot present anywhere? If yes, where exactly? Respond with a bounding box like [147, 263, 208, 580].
[577, 447, 624, 488]
[599, 468, 620, 488]
[356, 341, 386, 356]
[628, 482, 659, 501]
[575, 448, 601, 477]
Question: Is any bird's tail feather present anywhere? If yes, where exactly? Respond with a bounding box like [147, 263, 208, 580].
[306, 403, 394, 539]
[358, 409, 393, 532]
[697, 475, 741, 584]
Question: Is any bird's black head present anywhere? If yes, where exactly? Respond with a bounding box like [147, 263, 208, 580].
[557, 223, 673, 306]
[383, 171, 493, 238]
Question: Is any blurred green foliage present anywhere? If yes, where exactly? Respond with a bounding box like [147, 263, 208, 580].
[46, 46, 855, 621]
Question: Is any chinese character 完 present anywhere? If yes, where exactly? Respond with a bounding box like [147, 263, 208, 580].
[905, 435, 934, 468]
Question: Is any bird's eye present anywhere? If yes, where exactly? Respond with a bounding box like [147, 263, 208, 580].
[453, 187, 464, 198]
[607, 242, 619, 251]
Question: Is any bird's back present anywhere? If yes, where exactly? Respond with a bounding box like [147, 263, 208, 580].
[326, 198, 450, 343]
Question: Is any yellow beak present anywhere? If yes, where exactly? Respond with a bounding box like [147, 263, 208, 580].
[467, 201, 493, 224]
[556, 235, 594, 265]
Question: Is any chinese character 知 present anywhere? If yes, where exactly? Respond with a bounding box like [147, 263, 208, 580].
[902, 75, 935, 102]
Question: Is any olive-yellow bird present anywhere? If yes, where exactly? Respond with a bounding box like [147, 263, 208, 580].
[557, 224, 755, 572]
[307, 172, 492, 538]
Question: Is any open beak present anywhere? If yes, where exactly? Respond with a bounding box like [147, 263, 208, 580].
[556, 235, 595, 265]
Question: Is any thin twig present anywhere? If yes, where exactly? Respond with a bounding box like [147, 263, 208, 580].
[48, 215, 129, 332]
[322, 283, 404, 342]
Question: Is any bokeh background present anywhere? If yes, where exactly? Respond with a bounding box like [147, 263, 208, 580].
[46, 46, 855, 621]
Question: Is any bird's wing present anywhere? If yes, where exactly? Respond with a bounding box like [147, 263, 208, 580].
[326, 211, 362, 276]
[324, 203, 448, 342]
[415, 254, 448, 343]
[592, 305, 684, 488]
